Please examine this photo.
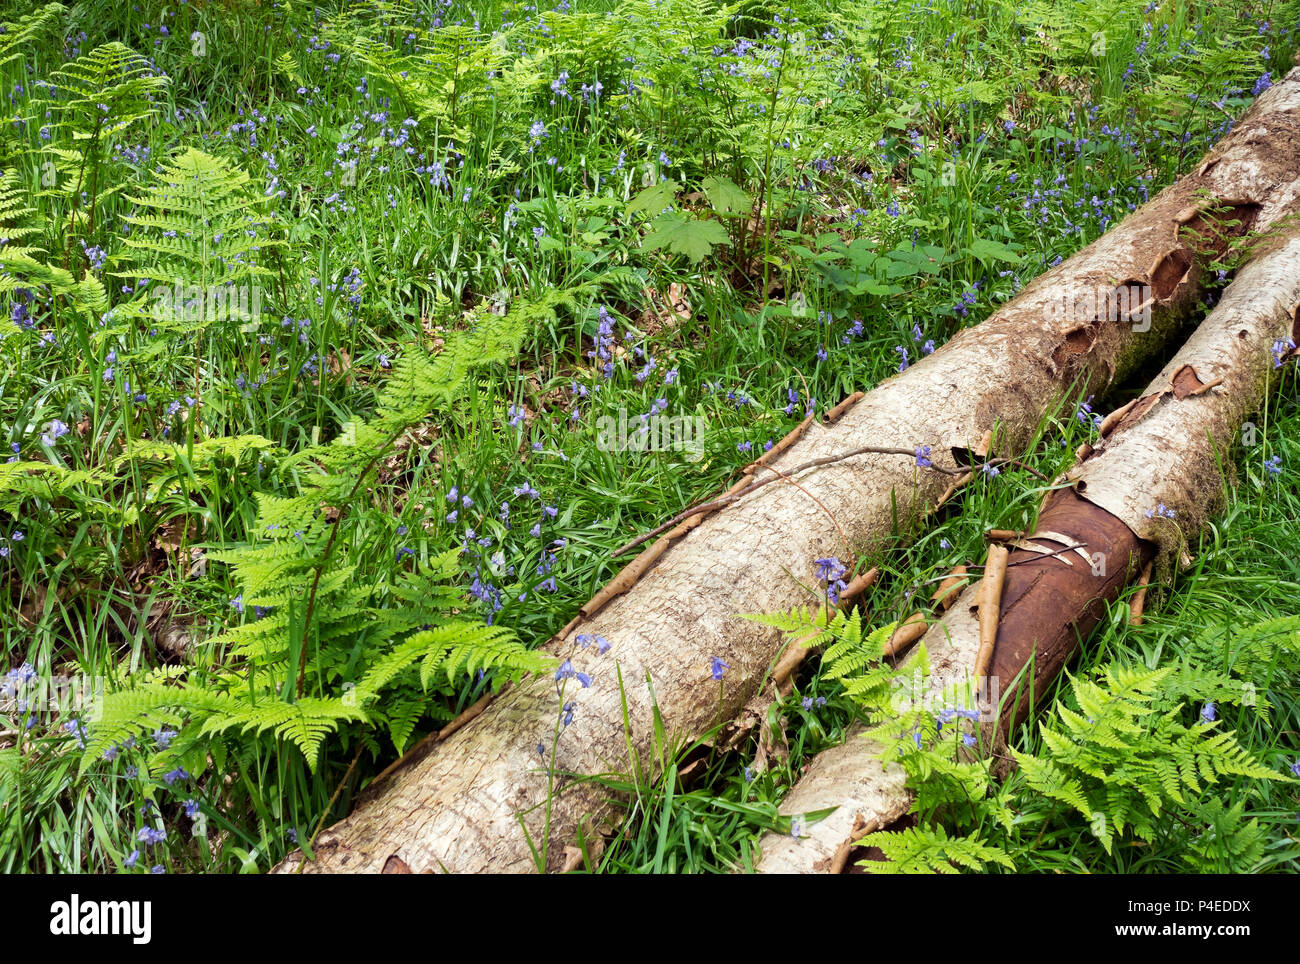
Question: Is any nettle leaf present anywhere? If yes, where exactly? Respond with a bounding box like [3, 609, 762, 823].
[625, 178, 681, 219]
[641, 212, 729, 263]
[701, 175, 750, 216]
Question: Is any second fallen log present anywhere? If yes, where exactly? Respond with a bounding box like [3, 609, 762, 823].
[753, 229, 1300, 874]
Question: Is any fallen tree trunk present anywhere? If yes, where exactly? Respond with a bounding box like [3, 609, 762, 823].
[753, 230, 1300, 874]
[276, 70, 1300, 874]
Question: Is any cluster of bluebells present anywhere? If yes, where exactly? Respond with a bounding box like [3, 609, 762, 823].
[588, 305, 617, 379]
[952, 281, 980, 318]
[1144, 503, 1176, 520]
[539, 633, 612, 754]
[813, 556, 849, 605]
[1075, 395, 1102, 430]
[0, 663, 37, 722]
[936, 706, 981, 747]
[0, 529, 23, 559]
[894, 324, 938, 372]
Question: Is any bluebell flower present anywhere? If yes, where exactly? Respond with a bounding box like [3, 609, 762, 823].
[40, 419, 69, 446]
[813, 557, 845, 582]
[1200, 702, 1216, 723]
[710, 656, 729, 681]
[152, 727, 178, 749]
[914, 445, 932, 469]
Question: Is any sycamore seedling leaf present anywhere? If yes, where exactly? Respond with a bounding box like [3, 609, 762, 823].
[641, 212, 730, 263]
[701, 175, 750, 216]
[626, 179, 681, 219]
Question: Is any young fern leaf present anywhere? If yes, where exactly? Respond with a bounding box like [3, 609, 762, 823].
[855, 825, 1014, 874]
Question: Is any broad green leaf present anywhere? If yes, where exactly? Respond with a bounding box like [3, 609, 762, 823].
[641, 213, 730, 263]
[966, 238, 1023, 265]
[626, 179, 681, 219]
[701, 176, 750, 216]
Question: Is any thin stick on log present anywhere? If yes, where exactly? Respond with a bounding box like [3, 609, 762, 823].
[612, 444, 967, 558]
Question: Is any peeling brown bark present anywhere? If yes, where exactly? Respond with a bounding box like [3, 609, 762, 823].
[753, 230, 1300, 874]
[276, 71, 1300, 874]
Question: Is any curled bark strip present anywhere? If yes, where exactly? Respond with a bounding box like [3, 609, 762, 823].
[1026, 530, 1095, 566]
[1130, 560, 1154, 627]
[840, 566, 881, 604]
[277, 78, 1300, 873]
[828, 814, 878, 874]
[931, 566, 969, 611]
[1008, 540, 1076, 566]
[1147, 246, 1194, 302]
[1097, 397, 1139, 437]
[973, 545, 1009, 684]
[985, 528, 1026, 543]
[1171, 363, 1208, 397]
[381, 855, 413, 874]
[883, 613, 929, 659]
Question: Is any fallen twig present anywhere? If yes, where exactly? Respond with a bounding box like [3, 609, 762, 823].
[613, 445, 968, 557]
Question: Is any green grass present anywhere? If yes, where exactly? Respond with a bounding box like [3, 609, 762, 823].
[0, 0, 1297, 873]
